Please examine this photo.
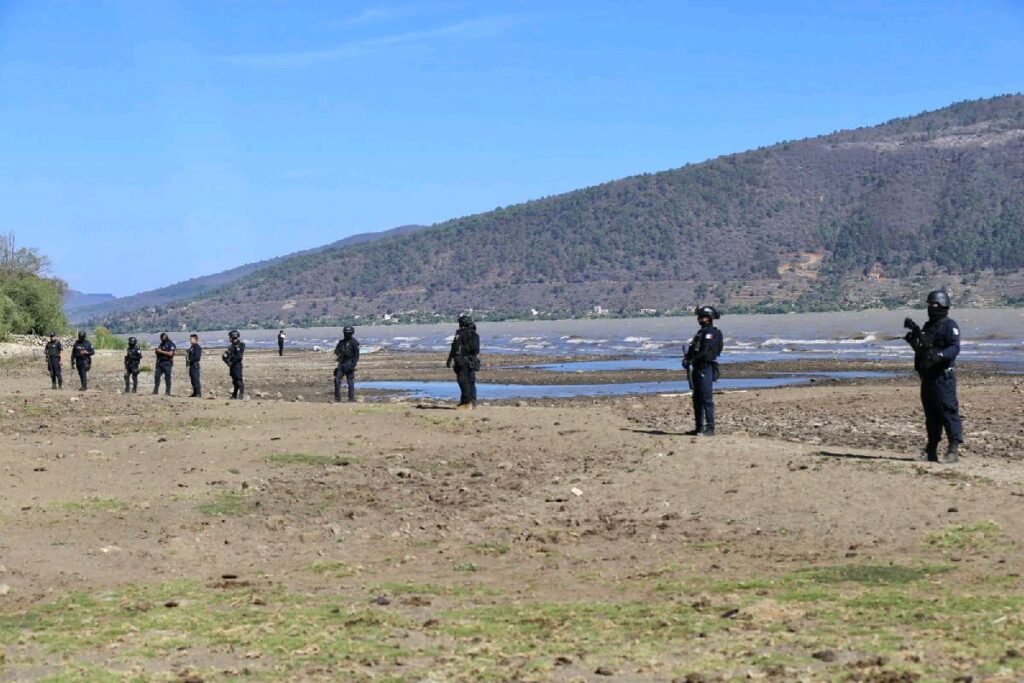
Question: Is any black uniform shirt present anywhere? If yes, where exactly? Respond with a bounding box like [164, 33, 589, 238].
[45, 340, 62, 359]
[915, 315, 960, 375]
[335, 338, 360, 366]
[71, 341, 95, 367]
[125, 346, 143, 369]
[156, 339, 177, 366]
[187, 344, 202, 366]
[685, 325, 724, 367]
[226, 341, 245, 365]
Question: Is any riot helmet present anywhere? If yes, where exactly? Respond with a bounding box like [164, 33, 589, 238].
[77, 331, 86, 342]
[127, 337, 138, 347]
[695, 305, 721, 322]
[343, 326, 355, 337]
[926, 290, 950, 309]
[457, 314, 473, 327]
[49, 331, 57, 339]
[228, 330, 241, 341]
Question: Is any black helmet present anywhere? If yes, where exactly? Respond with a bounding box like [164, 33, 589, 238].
[228, 330, 240, 341]
[127, 337, 138, 346]
[77, 331, 86, 341]
[457, 314, 473, 327]
[49, 331, 57, 338]
[926, 290, 950, 309]
[343, 325, 354, 336]
[695, 305, 721, 320]
[159, 332, 169, 341]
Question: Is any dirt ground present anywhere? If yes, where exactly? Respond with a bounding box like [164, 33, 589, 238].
[1, 346, 1023, 682]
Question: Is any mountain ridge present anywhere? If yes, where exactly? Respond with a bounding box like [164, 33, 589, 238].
[70, 224, 425, 323]
[94, 94, 1024, 333]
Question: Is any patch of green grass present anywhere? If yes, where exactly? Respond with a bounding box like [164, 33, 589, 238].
[925, 521, 1004, 551]
[455, 562, 479, 572]
[469, 541, 510, 556]
[787, 563, 951, 586]
[268, 452, 361, 467]
[1, 572, 1024, 681]
[197, 490, 253, 517]
[306, 561, 358, 578]
[51, 497, 129, 514]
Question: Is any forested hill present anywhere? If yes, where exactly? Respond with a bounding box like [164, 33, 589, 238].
[70, 224, 424, 323]
[99, 95, 1024, 332]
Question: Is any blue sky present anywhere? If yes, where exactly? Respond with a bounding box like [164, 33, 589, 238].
[1, 1, 1022, 296]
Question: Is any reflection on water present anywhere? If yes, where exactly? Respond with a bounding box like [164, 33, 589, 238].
[362, 371, 896, 400]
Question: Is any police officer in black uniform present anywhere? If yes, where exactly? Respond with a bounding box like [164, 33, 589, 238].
[683, 305, 724, 436]
[187, 334, 202, 398]
[447, 314, 480, 410]
[333, 326, 360, 402]
[277, 330, 286, 356]
[153, 332, 176, 395]
[70, 331, 95, 391]
[44, 332, 63, 389]
[222, 330, 245, 399]
[904, 290, 963, 463]
[124, 337, 142, 393]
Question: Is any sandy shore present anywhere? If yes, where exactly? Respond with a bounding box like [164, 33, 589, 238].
[1, 345, 1023, 681]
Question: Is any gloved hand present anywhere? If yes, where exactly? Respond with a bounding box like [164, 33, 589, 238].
[682, 359, 691, 370]
[446, 359, 452, 369]
[903, 317, 916, 330]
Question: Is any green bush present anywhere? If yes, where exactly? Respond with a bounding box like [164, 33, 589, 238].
[0, 274, 67, 337]
[92, 326, 127, 350]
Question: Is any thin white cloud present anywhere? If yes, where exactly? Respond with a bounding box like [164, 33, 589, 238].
[340, 4, 462, 26]
[223, 15, 517, 68]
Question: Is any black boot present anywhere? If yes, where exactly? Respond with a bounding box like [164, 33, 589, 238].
[942, 442, 960, 464]
[700, 428, 716, 437]
[917, 444, 939, 462]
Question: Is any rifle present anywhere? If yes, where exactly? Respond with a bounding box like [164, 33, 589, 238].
[904, 317, 941, 372]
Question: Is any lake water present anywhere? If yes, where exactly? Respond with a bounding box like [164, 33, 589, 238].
[139, 308, 1024, 368]
[360, 371, 897, 400]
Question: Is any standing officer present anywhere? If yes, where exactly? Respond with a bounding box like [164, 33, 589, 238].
[124, 337, 143, 393]
[277, 330, 286, 356]
[44, 332, 63, 390]
[222, 329, 245, 399]
[904, 290, 963, 463]
[70, 331, 95, 391]
[153, 332, 176, 395]
[187, 334, 202, 398]
[447, 314, 480, 410]
[333, 326, 360, 402]
[683, 305, 724, 436]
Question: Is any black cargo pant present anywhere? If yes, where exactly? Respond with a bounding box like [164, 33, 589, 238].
[278, 341, 284, 356]
[76, 364, 89, 390]
[189, 363, 201, 397]
[921, 369, 963, 448]
[154, 362, 172, 394]
[124, 366, 139, 392]
[455, 363, 477, 405]
[229, 363, 244, 398]
[691, 364, 715, 432]
[48, 358, 62, 388]
[334, 363, 355, 401]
